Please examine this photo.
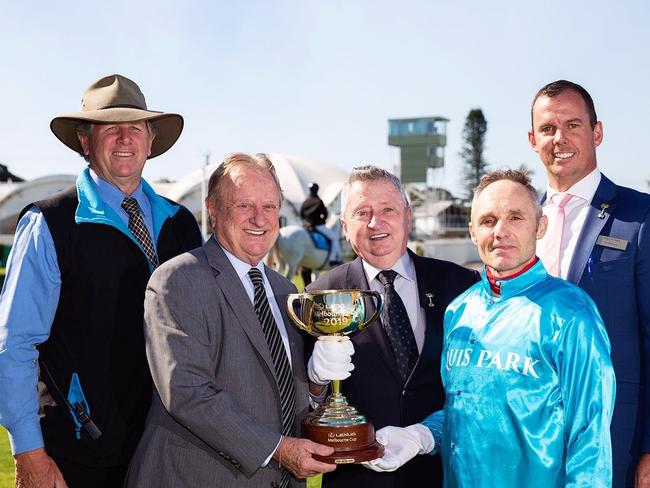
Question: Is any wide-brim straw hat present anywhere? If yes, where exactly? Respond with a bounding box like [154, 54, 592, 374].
[50, 74, 183, 159]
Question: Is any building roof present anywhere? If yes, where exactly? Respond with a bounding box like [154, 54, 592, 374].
[0, 164, 24, 183]
[0, 174, 77, 233]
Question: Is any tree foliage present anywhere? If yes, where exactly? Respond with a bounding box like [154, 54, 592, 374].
[516, 163, 534, 178]
[460, 108, 488, 199]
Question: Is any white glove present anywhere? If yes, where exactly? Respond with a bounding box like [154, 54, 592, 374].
[362, 424, 435, 472]
[307, 336, 355, 385]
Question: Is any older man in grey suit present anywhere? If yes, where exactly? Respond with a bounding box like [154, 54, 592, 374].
[127, 153, 336, 487]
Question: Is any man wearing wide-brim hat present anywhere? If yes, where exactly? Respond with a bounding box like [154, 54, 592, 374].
[0, 74, 202, 487]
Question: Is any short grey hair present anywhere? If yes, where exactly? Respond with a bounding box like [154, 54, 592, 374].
[340, 165, 410, 216]
[472, 168, 542, 223]
[76, 120, 156, 163]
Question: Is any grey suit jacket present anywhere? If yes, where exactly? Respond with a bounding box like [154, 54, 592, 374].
[127, 237, 309, 487]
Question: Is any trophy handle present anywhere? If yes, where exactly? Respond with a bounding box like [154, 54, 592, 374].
[286, 293, 306, 329]
[360, 290, 383, 328]
[287, 293, 319, 337]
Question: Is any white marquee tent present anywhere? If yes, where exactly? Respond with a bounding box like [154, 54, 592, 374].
[0, 154, 350, 241]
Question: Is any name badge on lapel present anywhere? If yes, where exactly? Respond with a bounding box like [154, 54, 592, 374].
[596, 235, 628, 251]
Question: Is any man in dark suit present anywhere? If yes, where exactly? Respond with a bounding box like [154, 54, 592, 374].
[528, 80, 650, 487]
[127, 153, 336, 487]
[306, 165, 478, 487]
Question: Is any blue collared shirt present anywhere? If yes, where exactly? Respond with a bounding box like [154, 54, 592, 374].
[89, 169, 156, 239]
[0, 168, 160, 455]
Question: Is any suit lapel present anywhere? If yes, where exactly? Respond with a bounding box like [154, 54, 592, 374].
[204, 238, 276, 376]
[410, 251, 439, 373]
[567, 176, 618, 284]
[265, 265, 303, 370]
[345, 257, 374, 312]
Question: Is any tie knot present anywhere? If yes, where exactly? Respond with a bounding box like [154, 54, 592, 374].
[121, 197, 140, 215]
[377, 269, 398, 286]
[551, 192, 573, 208]
[248, 267, 264, 287]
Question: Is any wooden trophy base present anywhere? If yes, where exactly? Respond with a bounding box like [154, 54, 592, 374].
[303, 412, 385, 464]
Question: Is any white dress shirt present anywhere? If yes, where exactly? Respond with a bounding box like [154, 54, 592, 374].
[220, 245, 292, 365]
[538, 169, 601, 279]
[362, 252, 425, 352]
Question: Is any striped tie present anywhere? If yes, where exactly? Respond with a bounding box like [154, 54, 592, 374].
[121, 197, 159, 268]
[248, 268, 295, 488]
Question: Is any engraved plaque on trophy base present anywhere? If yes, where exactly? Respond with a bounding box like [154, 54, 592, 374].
[302, 392, 384, 464]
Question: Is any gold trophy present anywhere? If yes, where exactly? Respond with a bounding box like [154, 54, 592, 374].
[287, 289, 385, 464]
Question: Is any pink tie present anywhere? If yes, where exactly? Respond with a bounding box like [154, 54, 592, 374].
[544, 193, 573, 277]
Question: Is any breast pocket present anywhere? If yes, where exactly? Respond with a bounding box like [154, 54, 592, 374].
[592, 257, 631, 274]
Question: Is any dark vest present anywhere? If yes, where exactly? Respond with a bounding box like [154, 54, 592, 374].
[300, 195, 328, 226]
[25, 187, 202, 467]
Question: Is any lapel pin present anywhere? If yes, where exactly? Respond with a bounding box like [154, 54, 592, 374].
[598, 203, 609, 219]
[425, 293, 435, 308]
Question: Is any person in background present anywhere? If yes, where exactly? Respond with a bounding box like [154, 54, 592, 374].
[300, 182, 341, 265]
[0, 74, 202, 487]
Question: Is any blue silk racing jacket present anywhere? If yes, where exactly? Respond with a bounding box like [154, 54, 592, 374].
[422, 260, 615, 488]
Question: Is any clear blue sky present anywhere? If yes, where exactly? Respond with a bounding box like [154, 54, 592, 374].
[2, 0, 649, 196]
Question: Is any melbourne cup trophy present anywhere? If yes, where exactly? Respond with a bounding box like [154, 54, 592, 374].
[287, 289, 385, 464]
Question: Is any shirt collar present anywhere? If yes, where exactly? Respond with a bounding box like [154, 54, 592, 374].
[545, 168, 601, 203]
[362, 252, 415, 284]
[89, 168, 147, 209]
[220, 244, 266, 282]
[481, 259, 547, 299]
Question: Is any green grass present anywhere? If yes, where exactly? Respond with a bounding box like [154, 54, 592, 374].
[0, 426, 14, 487]
[307, 473, 323, 488]
[0, 272, 307, 488]
[291, 273, 306, 291]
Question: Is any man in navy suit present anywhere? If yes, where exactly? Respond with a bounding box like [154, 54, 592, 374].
[529, 80, 650, 487]
[306, 165, 478, 487]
